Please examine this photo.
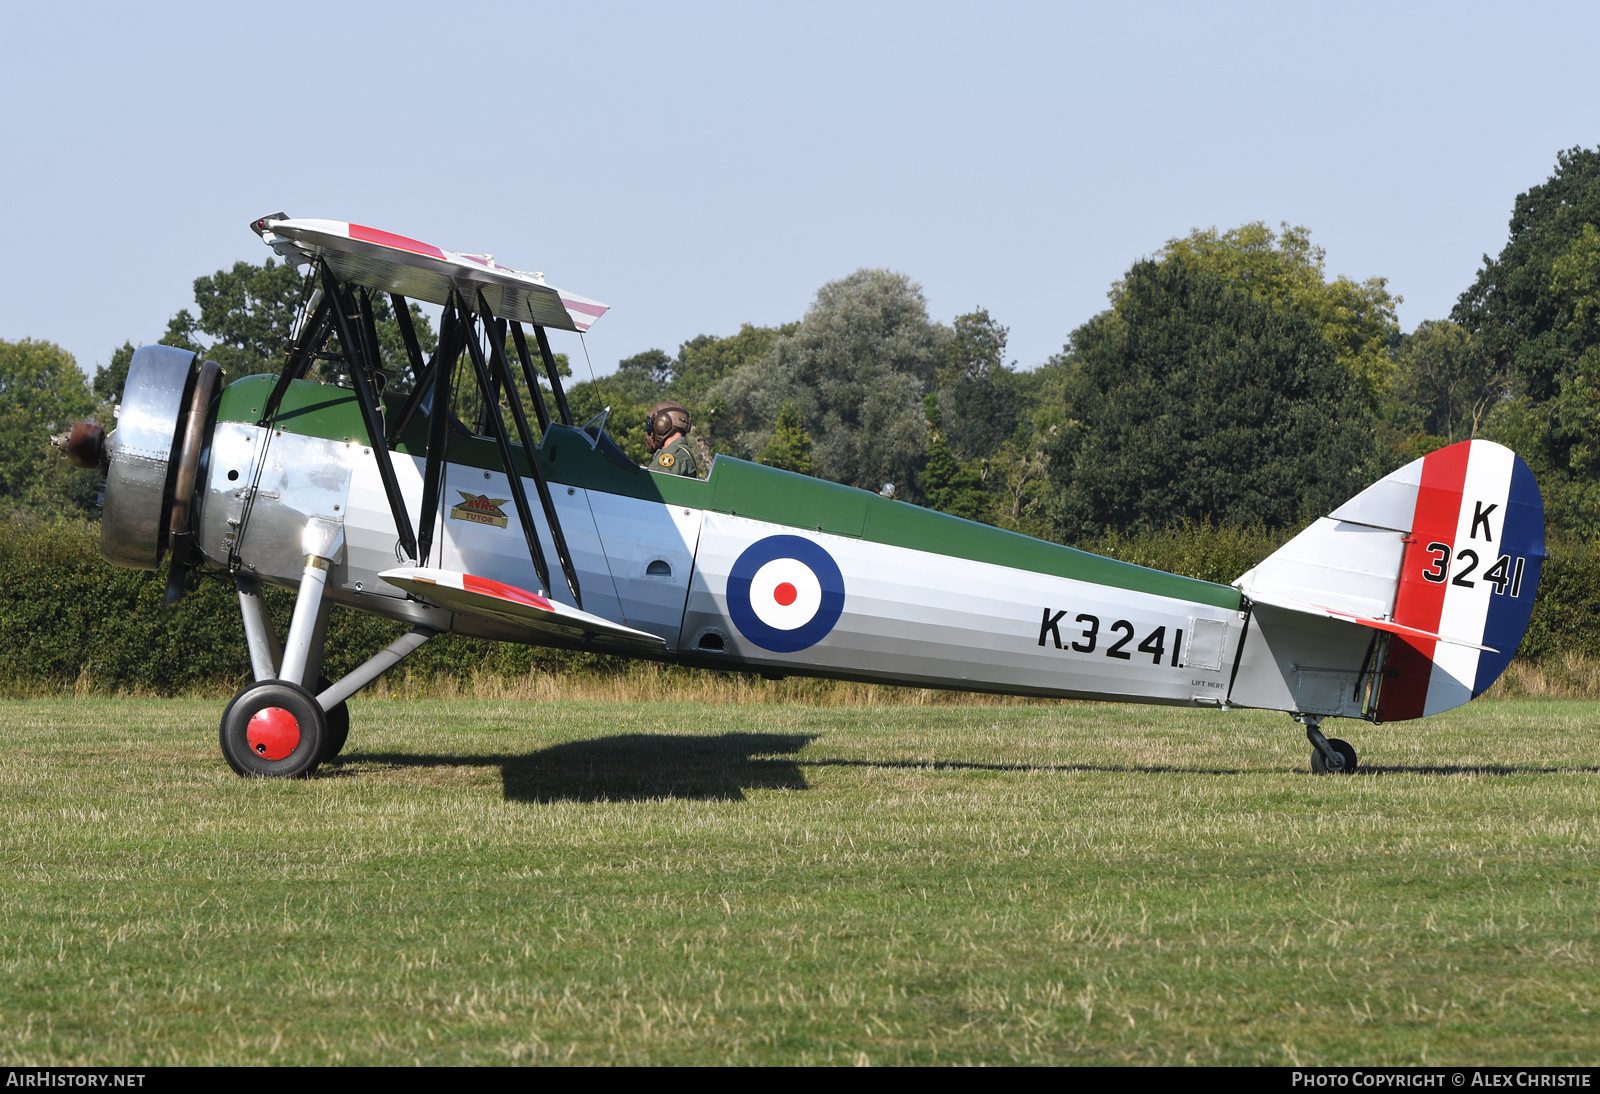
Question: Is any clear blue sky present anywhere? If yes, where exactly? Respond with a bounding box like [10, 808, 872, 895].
[3, 1, 1597, 381]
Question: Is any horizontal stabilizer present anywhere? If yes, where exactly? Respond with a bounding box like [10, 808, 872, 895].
[1242, 590, 1497, 653]
[380, 567, 668, 652]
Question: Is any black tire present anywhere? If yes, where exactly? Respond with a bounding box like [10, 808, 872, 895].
[315, 676, 350, 763]
[219, 680, 326, 778]
[1310, 737, 1358, 775]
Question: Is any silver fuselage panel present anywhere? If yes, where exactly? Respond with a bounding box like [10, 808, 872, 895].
[198, 421, 1374, 709]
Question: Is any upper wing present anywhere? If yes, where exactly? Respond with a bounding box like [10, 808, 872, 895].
[253, 216, 609, 332]
[379, 567, 668, 653]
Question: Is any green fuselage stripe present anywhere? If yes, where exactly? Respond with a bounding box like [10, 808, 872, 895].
[217, 376, 1243, 611]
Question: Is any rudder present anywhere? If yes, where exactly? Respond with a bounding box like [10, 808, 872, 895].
[1376, 440, 1544, 720]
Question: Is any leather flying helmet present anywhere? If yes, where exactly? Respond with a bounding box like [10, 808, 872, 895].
[645, 401, 692, 449]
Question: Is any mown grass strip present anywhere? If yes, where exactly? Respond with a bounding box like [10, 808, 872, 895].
[0, 697, 1595, 1065]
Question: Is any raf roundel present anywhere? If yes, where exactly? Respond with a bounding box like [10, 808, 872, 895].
[726, 536, 846, 652]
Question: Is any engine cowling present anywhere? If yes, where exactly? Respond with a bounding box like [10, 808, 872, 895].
[97, 345, 223, 572]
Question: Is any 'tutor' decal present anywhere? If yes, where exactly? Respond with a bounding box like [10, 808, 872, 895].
[450, 492, 510, 529]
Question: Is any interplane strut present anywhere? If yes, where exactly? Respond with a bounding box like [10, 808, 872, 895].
[252, 267, 587, 613]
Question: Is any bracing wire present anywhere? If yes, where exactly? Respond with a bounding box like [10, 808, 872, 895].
[579, 332, 598, 384]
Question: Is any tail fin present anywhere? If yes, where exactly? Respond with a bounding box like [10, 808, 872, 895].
[1235, 439, 1544, 721]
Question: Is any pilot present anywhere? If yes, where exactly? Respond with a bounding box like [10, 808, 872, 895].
[644, 401, 702, 477]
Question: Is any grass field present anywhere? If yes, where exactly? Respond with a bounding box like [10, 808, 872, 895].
[0, 694, 1596, 1066]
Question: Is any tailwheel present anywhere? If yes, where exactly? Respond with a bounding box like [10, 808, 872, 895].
[315, 676, 351, 763]
[219, 680, 326, 778]
[1310, 737, 1358, 775]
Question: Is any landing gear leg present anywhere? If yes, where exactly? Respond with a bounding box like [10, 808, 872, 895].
[221, 520, 345, 778]
[237, 575, 351, 762]
[221, 521, 434, 779]
[1296, 714, 1358, 775]
[297, 599, 349, 762]
[308, 629, 433, 764]
[237, 577, 282, 682]
[279, 521, 342, 687]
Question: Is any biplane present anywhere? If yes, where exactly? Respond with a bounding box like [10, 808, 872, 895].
[56, 214, 1546, 778]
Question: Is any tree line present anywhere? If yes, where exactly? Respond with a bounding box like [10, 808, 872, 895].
[7, 145, 1600, 548]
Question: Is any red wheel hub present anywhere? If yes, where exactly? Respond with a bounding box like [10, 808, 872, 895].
[246, 706, 301, 760]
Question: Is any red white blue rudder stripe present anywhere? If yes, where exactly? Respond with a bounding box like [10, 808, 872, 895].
[1378, 440, 1545, 721]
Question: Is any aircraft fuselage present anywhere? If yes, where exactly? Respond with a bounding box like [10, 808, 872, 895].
[190, 375, 1390, 718]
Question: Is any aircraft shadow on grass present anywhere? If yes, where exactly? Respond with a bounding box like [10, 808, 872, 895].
[331, 735, 1593, 802]
[344, 732, 818, 803]
[334, 735, 1594, 801]
[789, 759, 1595, 777]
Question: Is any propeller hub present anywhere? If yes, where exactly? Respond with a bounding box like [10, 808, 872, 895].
[51, 422, 106, 470]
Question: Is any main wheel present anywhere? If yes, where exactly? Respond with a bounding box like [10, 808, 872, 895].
[1310, 737, 1358, 775]
[219, 680, 326, 778]
[314, 676, 350, 763]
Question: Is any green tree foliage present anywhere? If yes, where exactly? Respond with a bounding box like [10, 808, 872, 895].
[1152, 222, 1401, 407]
[92, 342, 136, 404]
[758, 402, 814, 474]
[158, 310, 206, 357]
[0, 340, 99, 515]
[667, 323, 797, 460]
[1546, 224, 1600, 504]
[558, 348, 673, 462]
[918, 394, 988, 520]
[715, 269, 949, 494]
[674, 324, 795, 407]
[563, 375, 655, 464]
[63, 232, 1420, 552]
[182, 259, 307, 374]
[1077, 518, 1294, 586]
[0, 511, 1591, 695]
[0, 516, 622, 695]
[1551, 221, 1600, 334]
[609, 349, 674, 403]
[501, 343, 568, 438]
[1393, 320, 1503, 446]
[937, 309, 1019, 461]
[560, 328, 793, 468]
[981, 432, 1054, 537]
[1517, 533, 1600, 661]
[1454, 147, 1600, 404]
[1453, 149, 1600, 532]
[451, 330, 571, 451]
[1047, 259, 1378, 538]
[367, 295, 439, 389]
[969, 362, 1073, 537]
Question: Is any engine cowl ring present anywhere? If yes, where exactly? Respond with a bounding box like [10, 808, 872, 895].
[100, 345, 198, 570]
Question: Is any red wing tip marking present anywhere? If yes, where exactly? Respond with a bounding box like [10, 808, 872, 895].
[347, 223, 447, 260]
[381, 567, 553, 610]
[378, 567, 668, 648]
[460, 573, 554, 612]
